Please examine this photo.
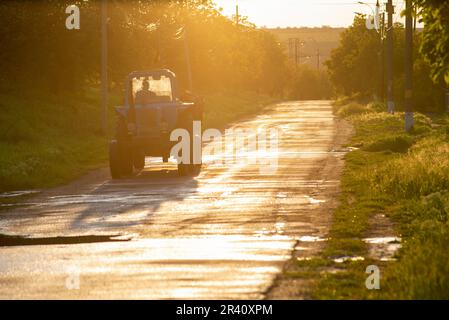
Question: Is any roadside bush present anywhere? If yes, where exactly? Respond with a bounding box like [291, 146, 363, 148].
[395, 192, 449, 234]
[366, 101, 386, 113]
[363, 134, 414, 153]
[335, 102, 372, 117]
[372, 136, 449, 199]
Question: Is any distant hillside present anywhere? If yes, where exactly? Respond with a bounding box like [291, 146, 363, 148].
[265, 27, 345, 70]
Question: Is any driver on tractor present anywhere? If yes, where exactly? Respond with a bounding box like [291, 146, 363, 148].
[135, 79, 156, 105]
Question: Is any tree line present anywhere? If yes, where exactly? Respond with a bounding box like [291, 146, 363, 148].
[326, 1, 449, 113]
[0, 0, 299, 99]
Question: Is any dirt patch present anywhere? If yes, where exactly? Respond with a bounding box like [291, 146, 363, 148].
[363, 213, 401, 261]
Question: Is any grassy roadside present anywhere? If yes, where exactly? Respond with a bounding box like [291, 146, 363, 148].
[305, 101, 449, 299]
[0, 90, 276, 193]
[0, 90, 110, 193]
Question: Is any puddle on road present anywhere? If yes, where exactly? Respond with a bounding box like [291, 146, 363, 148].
[0, 233, 132, 247]
[296, 256, 313, 262]
[276, 193, 288, 198]
[363, 236, 402, 261]
[333, 256, 365, 263]
[254, 222, 286, 237]
[274, 222, 285, 235]
[0, 203, 30, 209]
[304, 195, 326, 204]
[0, 190, 40, 198]
[363, 236, 400, 244]
[0, 190, 40, 210]
[331, 147, 359, 153]
[297, 236, 327, 242]
[294, 236, 401, 263]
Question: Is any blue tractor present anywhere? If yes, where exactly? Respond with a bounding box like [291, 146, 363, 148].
[109, 69, 203, 178]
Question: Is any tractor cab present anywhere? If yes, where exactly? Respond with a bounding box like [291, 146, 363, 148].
[109, 69, 203, 178]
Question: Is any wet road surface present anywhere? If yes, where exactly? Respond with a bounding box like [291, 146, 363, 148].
[0, 101, 345, 299]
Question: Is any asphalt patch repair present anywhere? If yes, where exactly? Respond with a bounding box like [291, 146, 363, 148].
[0, 233, 131, 247]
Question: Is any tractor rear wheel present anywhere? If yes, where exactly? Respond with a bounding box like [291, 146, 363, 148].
[191, 164, 202, 176]
[177, 163, 188, 176]
[120, 144, 133, 176]
[133, 151, 145, 170]
[178, 163, 202, 177]
[109, 140, 122, 179]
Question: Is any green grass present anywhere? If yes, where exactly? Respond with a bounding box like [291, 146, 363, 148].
[334, 102, 370, 117]
[0, 90, 276, 192]
[0, 90, 111, 192]
[309, 101, 449, 299]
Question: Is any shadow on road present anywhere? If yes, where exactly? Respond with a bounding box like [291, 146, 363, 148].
[68, 166, 199, 232]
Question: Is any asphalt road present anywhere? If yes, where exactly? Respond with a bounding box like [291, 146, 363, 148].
[0, 101, 348, 299]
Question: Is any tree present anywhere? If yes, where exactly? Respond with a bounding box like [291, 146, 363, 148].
[414, 0, 449, 85]
[0, 0, 291, 98]
[325, 15, 384, 97]
[326, 13, 445, 112]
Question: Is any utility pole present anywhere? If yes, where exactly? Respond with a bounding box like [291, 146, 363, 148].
[295, 38, 299, 67]
[288, 38, 303, 69]
[316, 48, 320, 71]
[101, 0, 108, 134]
[381, 11, 385, 102]
[386, 0, 395, 113]
[295, 39, 304, 67]
[375, 0, 383, 101]
[235, 4, 239, 25]
[288, 38, 293, 60]
[404, 0, 414, 131]
[413, 4, 417, 33]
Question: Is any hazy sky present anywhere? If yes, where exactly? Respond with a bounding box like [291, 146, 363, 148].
[213, 0, 406, 28]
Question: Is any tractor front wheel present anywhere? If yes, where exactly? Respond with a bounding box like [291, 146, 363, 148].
[191, 164, 202, 176]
